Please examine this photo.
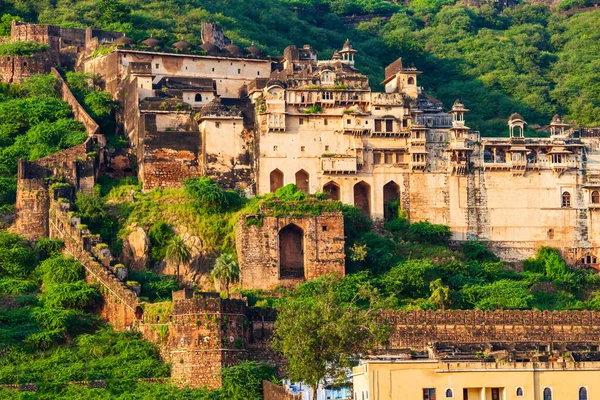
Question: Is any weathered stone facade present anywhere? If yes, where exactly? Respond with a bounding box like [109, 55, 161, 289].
[236, 210, 345, 290]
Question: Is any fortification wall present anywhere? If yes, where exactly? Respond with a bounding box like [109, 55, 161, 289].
[49, 194, 140, 329]
[51, 68, 101, 138]
[236, 211, 345, 290]
[0, 51, 58, 83]
[385, 309, 600, 349]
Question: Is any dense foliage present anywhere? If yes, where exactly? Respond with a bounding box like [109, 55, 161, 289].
[0, 40, 49, 56]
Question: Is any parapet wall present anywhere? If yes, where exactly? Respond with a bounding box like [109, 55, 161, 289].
[49, 194, 140, 329]
[0, 51, 58, 83]
[51, 68, 101, 139]
[385, 309, 600, 348]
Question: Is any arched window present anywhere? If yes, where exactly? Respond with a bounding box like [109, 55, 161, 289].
[269, 169, 284, 193]
[407, 77, 415, 85]
[445, 388, 453, 398]
[592, 191, 599, 204]
[516, 387, 524, 397]
[580, 387, 588, 400]
[194, 93, 202, 102]
[562, 191, 571, 208]
[543, 387, 552, 400]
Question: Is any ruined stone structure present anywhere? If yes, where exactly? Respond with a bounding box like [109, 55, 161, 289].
[237, 208, 345, 290]
[0, 21, 123, 83]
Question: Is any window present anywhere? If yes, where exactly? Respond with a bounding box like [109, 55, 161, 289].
[300, 146, 305, 152]
[445, 389, 453, 398]
[215, 122, 220, 128]
[299, 118, 304, 125]
[562, 191, 571, 208]
[195, 94, 202, 102]
[322, 225, 327, 232]
[375, 119, 382, 132]
[257, 71, 260, 76]
[238, 69, 241, 74]
[212, 68, 215, 72]
[423, 388, 436, 400]
[408, 77, 415, 84]
[155, 63, 159, 69]
[386, 119, 393, 132]
[23, 61, 27, 67]
[491, 388, 500, 400]
[463, 389, 468, 400]
[324, 119, 328, 126]
[593, 191, 600, 204]
[273, 146, 278, 151]
[325, 145, 330, 151]
[579, 387, 588, 400]
[347, 119, 351, 124]
[543, 387, 552, 400]
[516, 387, 524, 397]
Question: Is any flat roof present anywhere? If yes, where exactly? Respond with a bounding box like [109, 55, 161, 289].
[117, 49, 271, 63]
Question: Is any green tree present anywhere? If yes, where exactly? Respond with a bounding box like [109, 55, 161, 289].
[428, 278, 450, 310]
[221, 361, 277, 400]
[272, 276, 388, 399]
[165, 236, 191, 283]
[210, 253, 240, 298]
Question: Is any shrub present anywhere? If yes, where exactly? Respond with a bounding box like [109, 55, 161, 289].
[221, 361, 278, 400]
[408, 221, 451, 244]
[35, 238, 64, 260]
[148, 221, 175, 262]
[36, 256, 83, 285]
[0, 41, 49, 56]
[184, 177, 243, 213]
[41, 281, 100, 309]
[461, 241, 499, 262]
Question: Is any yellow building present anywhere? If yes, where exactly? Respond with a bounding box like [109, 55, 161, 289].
[352, 359, 595, 400]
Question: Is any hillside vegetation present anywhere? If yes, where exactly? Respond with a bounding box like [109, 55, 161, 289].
[2, 0, 600, 135]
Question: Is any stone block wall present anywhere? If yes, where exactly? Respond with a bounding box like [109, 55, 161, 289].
[49, 194, 141, 329]
[51, 68, 100, 138]
[236, 211, 345, 290]
[0, 51, 58, 84]
[384, 309, 600, 349]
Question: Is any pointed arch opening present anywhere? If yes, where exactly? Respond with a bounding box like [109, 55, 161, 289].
[194, 93, 202, 102]
[323, 181, 340, 201]
[354, 181, 371, 215]
[279, 224, 304, 279]
[270, 169, 284, 193]
[295, 170, 309, 193]
[383, 181, 400, 221]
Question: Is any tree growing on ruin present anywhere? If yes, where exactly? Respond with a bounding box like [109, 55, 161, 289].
[165, 236, 191, 283]
[211, 253, 239, 298]
[272, 276, 389, 399]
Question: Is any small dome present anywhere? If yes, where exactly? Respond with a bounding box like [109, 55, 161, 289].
[551, 114, 563, 123]
[114, 37, 134, 46]
[200, 42, 216, 52]
[343, 39, 353, 50]
[332, 51, 342, 60]
[509, 113, 524, 121]
[142, 38, 161, 48]
[172, 40, 192, 51]
[225, 42, 243, 56]
[247, 43, 264, 57]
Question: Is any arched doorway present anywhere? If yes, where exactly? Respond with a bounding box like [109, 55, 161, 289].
[279, 224, 304, 279]
[270, 169, 284, 193]
[383, 181, 400, 221]
[354, 181, 371, 215]
[323, 181, 340, 201]
[295, 170, 309, 193]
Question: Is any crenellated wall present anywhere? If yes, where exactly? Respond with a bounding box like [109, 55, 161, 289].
[384, 309, 600, 349]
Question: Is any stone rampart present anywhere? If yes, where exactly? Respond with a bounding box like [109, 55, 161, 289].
[0, 51, 58, 83]
[49, 194, 141, 329]
[51, 68, 101, 138]
[384, 309, 600, 348]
